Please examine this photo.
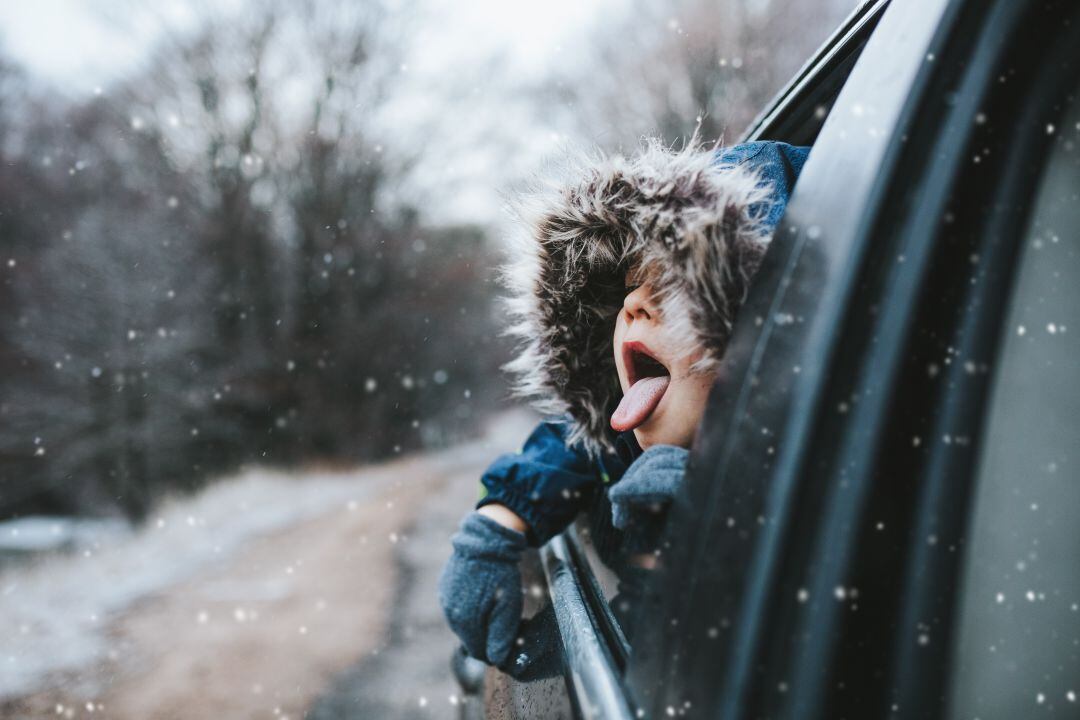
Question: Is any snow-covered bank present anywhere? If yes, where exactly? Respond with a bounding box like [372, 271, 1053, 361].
[1, 468, 378, 698]
[0, 410, 530, 701]
[0, 516, 129, 565]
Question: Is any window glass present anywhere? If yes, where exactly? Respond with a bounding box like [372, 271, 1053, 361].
[948, 90, 1080, 719]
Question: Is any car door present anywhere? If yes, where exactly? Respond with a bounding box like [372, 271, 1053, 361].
[626, 0, 1080, 719]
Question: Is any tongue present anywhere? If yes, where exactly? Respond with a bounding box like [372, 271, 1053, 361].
[610, 376, 671, 432]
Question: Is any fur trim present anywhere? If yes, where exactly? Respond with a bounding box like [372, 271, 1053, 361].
[501, 138, 775, 455]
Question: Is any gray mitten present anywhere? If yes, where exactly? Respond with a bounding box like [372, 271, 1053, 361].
[438, 512, 528, 666]
[608, 445, 689, 548]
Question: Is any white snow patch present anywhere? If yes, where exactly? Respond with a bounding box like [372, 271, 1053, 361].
[0, 466, 389, 698]
[0, 410, 530, 700]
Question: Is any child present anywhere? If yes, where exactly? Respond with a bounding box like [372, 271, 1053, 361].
[438, 138, 810, 671]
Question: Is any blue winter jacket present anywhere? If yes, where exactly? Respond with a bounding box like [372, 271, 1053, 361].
[477, 420, 640, 546]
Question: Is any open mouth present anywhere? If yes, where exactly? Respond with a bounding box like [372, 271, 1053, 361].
[611, 341, 672, 432]
[623, 341, 671, 387]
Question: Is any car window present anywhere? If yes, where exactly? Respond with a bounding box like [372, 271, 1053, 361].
[947, 88, 1080, 719]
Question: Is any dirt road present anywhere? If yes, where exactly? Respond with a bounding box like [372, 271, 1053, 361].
[1, 411, 533, 720]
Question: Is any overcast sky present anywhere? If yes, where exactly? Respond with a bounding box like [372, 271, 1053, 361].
[0, 0, 614, 223]
[0, 0, 608, 94]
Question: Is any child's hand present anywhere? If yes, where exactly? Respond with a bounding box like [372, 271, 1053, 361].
[608, 445, 689, 548]
[437, 511, 528, 666]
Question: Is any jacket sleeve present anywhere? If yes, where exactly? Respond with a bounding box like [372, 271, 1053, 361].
[476, 420, 600, 546]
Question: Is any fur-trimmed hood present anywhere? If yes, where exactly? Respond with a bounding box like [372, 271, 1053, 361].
[502, 139, 809, 455]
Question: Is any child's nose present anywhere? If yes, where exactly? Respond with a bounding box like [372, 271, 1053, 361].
[623, 285, 655, 321]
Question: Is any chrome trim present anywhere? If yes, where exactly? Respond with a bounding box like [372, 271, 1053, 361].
[564, 524, 631, 665]
[541, 534, 635, 720]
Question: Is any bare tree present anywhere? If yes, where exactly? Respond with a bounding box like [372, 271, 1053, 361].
[0, 1, 509, 520]
[541, 0, 857, 149]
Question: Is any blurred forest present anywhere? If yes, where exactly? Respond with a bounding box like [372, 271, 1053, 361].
[0, 0, 853, 522]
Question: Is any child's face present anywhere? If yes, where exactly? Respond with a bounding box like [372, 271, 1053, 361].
[611, 276, 718, 450]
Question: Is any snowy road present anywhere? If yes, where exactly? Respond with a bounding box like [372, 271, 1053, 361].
[0, 411, 533, 719]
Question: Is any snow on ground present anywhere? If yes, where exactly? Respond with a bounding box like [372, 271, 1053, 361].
[0, 411, 528, 702]
[1, 468, 377, 698]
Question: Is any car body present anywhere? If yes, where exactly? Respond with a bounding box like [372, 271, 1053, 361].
[469, 0, 1080, 716]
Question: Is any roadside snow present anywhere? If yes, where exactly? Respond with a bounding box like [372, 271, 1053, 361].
[0, 516, 128, 557]
[0, 410, 530, 701]
[1, 462, 404, 698]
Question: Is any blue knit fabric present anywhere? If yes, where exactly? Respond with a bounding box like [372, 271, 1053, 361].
[437, 512, 528, 666]
[608, 444, 689, 532]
